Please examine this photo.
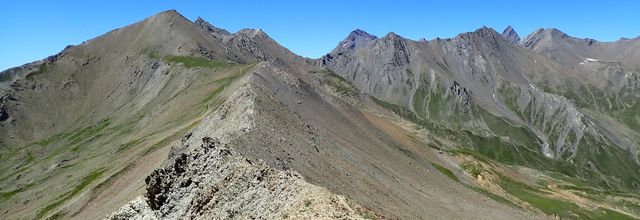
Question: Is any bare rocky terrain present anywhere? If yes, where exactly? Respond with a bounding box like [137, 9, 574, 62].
[0, 10, 639, 220]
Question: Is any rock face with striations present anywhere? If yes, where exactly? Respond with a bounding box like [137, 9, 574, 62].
[320, 26, 640, 191]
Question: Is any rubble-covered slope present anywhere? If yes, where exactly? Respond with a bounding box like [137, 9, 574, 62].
[107, 75, 376, 219]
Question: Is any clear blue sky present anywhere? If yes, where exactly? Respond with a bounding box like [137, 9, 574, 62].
[1, 0, 639, 71]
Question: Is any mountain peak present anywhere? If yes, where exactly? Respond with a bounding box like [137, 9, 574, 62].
[471, 26, 500, 36]
[546, 28, 569, 38]
[137, 9, 194, 31]
[457, 26, 502, 41]
[384, 31, 397, 37]
[237, 28, 268, 38]
[150, 9, 187, 21]
[348, 29, 377, 40]
[334, 29, 377, 50]
[521, 28, 570, 48]
[526, 28, 568, 39]
[501, 25, 521, 44]
[158, 9, 179, 15]
[194, 16, 206, 24]
[195, 16, 231, 36]
[382, 32, 403, 40]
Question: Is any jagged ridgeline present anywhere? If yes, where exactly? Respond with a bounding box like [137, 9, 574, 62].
[1, 9, 640, 220]
[322, 25, 640, 218]
[321, 25, 640, 190]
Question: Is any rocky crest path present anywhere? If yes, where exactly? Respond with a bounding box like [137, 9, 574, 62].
[107, 75, 377, 220]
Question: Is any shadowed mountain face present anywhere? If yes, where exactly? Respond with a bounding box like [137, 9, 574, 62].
[1, 10, 640, 220]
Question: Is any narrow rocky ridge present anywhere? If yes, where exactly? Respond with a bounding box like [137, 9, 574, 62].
[107, 75, 375, 219]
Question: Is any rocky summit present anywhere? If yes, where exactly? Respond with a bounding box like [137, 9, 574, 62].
[501, 25, 521, 44]
[1, 9, 640, 220]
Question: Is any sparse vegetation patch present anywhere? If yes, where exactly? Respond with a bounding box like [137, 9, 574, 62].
[164, 55, 233, 69]
[432, 162, 459, 182]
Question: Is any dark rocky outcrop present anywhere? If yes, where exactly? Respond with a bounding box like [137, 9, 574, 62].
[0, 107, 9, 122]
